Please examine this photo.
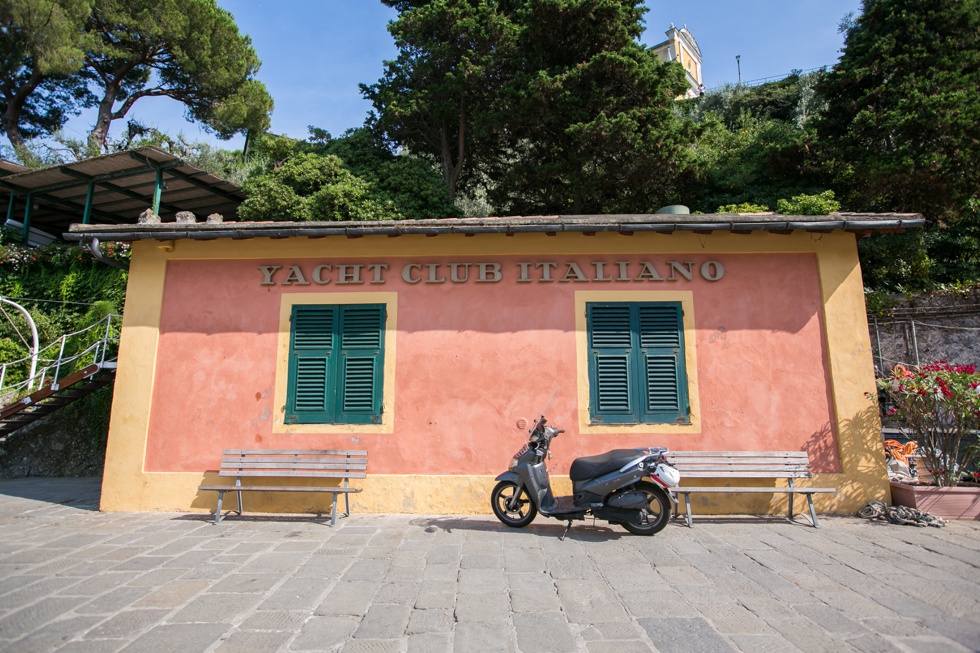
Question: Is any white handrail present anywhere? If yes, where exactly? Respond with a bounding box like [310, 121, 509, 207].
[0, 298, 38, 391]
[0, 313, 122, 400]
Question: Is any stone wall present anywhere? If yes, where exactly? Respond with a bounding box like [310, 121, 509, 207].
[0, 387, 111, 478]
[868, 288, 980, 373]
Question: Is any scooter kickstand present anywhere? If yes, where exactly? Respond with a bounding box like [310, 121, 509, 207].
[559, 520, 573, 541]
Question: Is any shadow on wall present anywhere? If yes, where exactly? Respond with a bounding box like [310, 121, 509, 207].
[805, 402, 888, 510]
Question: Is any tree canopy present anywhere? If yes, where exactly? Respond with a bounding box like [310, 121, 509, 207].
[817, 0, 980, 289]
[363, 0, 694, 213]
[237, 128, 460, 222]
[0, 0, 272, 162]
[0, 0, 94, 157]
[818, 0, 980, 221]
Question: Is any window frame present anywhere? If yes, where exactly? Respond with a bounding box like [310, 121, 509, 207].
[586, 301, 690, 425]
[576, 290, 698, 432]
[275, 292, 397, 434]
[285, 303, 386, 425]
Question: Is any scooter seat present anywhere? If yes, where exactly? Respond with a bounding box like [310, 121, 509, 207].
[569, 449, 646, 481]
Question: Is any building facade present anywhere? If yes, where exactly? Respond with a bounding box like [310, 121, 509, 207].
[651, 24, 703, 98]
[67, 213, 922, 518]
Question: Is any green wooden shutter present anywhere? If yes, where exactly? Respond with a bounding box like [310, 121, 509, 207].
[588, 304, 637, 423]
[337, 304, 386, 424]
[287, 305, 336, 423]
[638, 304, 689, 423]
[588, 302, 689, 425]
[286, 304, 386, 424]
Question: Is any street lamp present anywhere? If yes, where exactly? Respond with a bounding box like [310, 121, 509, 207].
[736, 55, 742, 85]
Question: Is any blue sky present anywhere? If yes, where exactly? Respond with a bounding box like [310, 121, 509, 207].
[60, 0, 863, 151]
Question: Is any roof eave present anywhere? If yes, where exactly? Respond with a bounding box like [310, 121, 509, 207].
[64, 213, 926, 243]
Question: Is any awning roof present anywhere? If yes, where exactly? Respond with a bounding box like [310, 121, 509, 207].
[65, 212, 925, 243]
[1, 147, 245, 242]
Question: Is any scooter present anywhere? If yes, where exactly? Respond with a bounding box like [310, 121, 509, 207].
[490, 416, 680, 537]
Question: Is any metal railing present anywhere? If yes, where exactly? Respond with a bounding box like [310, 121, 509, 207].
[0, 314, 121, 402]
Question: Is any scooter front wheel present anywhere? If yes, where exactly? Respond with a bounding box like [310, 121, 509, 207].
[491, 480, 538, 528]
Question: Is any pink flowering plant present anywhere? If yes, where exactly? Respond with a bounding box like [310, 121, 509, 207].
[877, 362, 980, 487]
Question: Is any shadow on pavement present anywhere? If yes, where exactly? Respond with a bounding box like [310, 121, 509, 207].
[409, 516, 629, 540]
[0, 476, 102, 511]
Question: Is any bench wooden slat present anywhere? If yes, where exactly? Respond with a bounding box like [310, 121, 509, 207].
[216, 470, 367, 479]
[222, 449, 368, 456]
[667, 451, 810, 463]
[219, 460, 368, 470]
[198, 485, 362, 493]
[679, 471, 813, 478]
[673, 463, 813, 469]
[199, 448, 368, 526]
[670, 456, 810, 463]
[671, 451, 810, 458]
[674, 487, 837, 494]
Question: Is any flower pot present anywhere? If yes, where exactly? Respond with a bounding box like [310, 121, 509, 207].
[890, 481, 980, 520]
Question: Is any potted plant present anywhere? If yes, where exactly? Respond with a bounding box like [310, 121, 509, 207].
[877, 361, 980, 519]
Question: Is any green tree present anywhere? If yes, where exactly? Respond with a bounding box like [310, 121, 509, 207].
[362, 0, 519, 202]
[364, 0, 694, 214]
[82, 0, 272, 153]
[0, 0, 94, 163]
[316, 128, 460, 220]
[685, 72, 832, 213]
[776, 190, 840, 215]
[818, 0, 980, 220]
[492, 0, 693, 214]
[238, 128, 460, 222]
[817, 0, 980, 289]
[0, 0, 272, 159]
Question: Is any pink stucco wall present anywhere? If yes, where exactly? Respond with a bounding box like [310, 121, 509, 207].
[145, 253, 839, 475]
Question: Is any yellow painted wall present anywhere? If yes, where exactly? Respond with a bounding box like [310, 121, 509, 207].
[100, 230, 886, 517]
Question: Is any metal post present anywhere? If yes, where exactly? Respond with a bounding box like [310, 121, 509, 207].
[21, 192, 32, 245]
[96, 314, 113, 366]
[736, 55, 742, 85]
[152, 168, 163, 215]
[5, 192, 14, 225]
[902, 320, 912, 365]
[873, 315, 883, 374]
[52, 335, 67, 389]
[83, 182, 95, 224]
[910, 320, 920, 366]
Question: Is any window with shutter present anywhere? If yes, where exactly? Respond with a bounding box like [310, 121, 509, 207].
[286, 304, 385, 424]
[587, 302, 689, 425]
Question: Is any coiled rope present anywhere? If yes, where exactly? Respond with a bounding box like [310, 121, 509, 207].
[859, 500, 946, 527]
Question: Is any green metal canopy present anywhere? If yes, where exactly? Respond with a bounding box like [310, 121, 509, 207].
[0, 147, 245, 245]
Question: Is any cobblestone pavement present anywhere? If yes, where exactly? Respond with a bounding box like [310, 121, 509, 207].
[1, 477, 979, 653]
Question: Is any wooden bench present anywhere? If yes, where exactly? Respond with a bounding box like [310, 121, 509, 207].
[198, 449, 367, 526]
[668, 451, 837, 528]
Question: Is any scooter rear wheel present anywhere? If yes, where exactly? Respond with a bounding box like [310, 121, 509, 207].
[621, 482, 671, 535]
[491, 481, 537, 528]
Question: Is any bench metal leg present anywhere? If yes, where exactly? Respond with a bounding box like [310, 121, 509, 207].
[806, 493, 819, 528]
[683, 493, 694, 527]
[787, 479, 795, 521]
[214, 491, 225, 525]
[330, 492, 339, 527]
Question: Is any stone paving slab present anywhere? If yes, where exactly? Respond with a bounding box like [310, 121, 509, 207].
[1, 477, 979, 652]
